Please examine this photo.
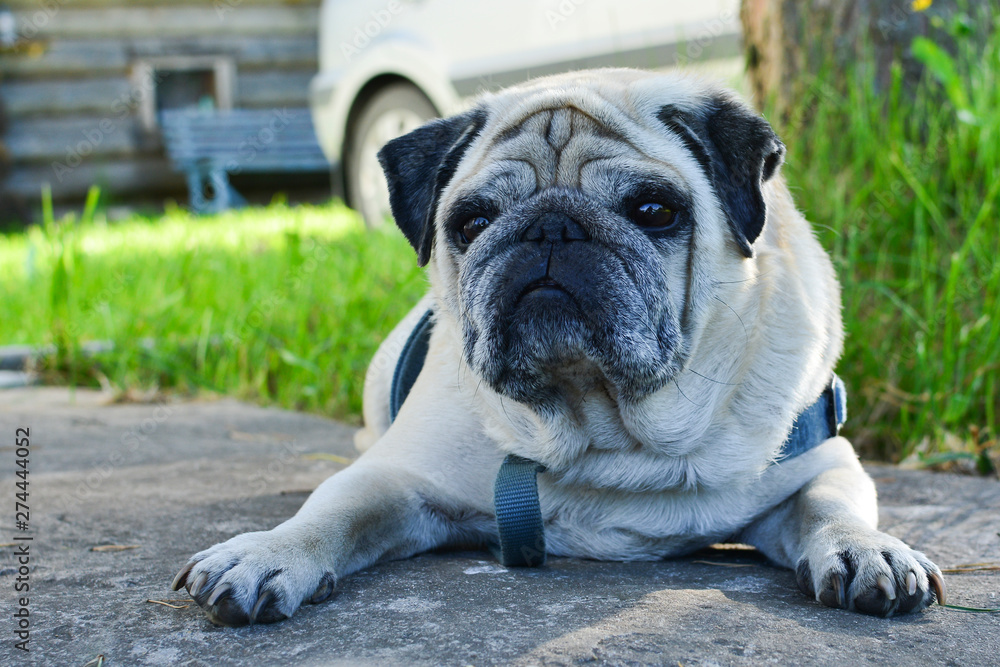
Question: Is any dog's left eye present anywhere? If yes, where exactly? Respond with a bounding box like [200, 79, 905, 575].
[459, 216, 491, 245]
[631, 203, 677, 231]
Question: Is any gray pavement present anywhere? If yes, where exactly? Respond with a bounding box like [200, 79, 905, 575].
[0, 387, 997, 666]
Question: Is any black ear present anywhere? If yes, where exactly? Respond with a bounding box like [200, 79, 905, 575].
[377, 109, 487, 266]
[657, 98, 785, 258]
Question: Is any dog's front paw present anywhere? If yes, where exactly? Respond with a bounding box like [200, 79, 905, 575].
[171, 530, 336, 626]
[795, 527, 946, 617]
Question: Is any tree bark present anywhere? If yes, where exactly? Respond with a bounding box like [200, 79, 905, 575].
[740, 0, 986, 115]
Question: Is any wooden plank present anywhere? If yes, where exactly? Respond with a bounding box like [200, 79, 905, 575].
[0, 40, 126, 78]
[221, 36, 319, 72]
[4, 1, 319, 8]
[3, 77, 133, 116]
[12, 6, 319, 39]
[1, 35, 317, 79]
[5, 156, 184, 200]
[6, 115, 148, 162]
[236, 71, 314, 108]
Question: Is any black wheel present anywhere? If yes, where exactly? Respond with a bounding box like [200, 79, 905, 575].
[344, 83, 437, 228]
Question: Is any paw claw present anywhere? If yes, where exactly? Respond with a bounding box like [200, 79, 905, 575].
[795, 559, 814, 597]
[206, 582, 232, 607]
[250, 590, 272, 625]
[207, 594, 252, 627]
[177, 530, 328, 626]
[799, 532, 943, 616]
[307, 572, 336, 605]
[819, 572, 847, 609]
[188, 571, 209, 599]
[171, 561, 195, 591]
[248, 589, 288, 625]
[929, 571, 947, 606]
[855, 574, 895, 617]
[877, 574, 896, 601]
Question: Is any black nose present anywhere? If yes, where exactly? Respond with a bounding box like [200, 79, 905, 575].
[521, 212, 590, 243]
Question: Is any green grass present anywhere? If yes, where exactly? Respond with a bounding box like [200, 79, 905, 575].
[0, 18, 996, 465]
[761, 13, 999, 464]
[0, 197, 424, 421]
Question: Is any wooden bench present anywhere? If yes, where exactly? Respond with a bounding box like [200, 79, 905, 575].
[160, 108, 330, 213]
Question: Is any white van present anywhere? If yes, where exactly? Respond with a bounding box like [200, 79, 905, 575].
[309, 0, 741, 225]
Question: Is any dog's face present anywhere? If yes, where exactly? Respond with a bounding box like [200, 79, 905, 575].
[378, 70, 785, 407]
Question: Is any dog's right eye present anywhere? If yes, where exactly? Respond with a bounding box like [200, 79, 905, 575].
[631, 202, 678, 232]
[459, 216, 491, 245]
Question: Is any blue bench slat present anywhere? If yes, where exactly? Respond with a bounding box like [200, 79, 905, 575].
[171, 159, 331, 172]
[160, 107, 330, 213]
[161, 130, 317, 137]
[167, 139, 325, 150]
[171, 154, 330, 162]
[167, 152, 326, 160]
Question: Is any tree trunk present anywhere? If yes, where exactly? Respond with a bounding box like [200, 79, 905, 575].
[740, 0, 986, 115]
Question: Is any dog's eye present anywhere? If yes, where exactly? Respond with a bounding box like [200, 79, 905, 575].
[459, 216, 491, 245]
[631, 203, 677, 231]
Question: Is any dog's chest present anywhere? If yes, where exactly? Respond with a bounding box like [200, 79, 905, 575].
[479, 375, 780, 559]
[531, 431, 766, 561]
[538, 475, 760, 560]
[543, 382, 742, 491]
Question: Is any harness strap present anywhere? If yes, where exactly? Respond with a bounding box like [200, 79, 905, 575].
[491, 455, 547, 567]
[776, 374, 848, 461]
[389, 309, 435, 421]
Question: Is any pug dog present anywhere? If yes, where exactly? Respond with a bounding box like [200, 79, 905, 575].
[172, 69, 945, 625]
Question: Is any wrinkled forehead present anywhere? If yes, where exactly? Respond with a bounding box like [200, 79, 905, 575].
[479, 106, 641, 191]
[442, 76, 711, 205]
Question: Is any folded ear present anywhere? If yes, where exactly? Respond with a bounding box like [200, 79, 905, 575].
[377, 109, 487, 266]
[658, 98, 785, 258]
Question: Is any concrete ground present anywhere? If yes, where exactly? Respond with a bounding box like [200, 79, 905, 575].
[1, 387, 997, 666]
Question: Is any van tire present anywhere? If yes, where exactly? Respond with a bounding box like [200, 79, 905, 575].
[344, 83, 438, 228]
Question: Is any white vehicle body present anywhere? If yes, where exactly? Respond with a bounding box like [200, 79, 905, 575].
[309, 0, 741, 222]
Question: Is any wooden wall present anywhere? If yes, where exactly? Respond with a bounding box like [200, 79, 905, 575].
[0, 0, 321, 204]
